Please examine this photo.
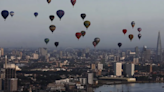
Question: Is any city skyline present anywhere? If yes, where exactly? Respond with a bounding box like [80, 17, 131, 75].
[1, 0, 164, 48]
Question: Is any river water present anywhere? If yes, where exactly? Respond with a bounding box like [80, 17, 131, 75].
[94, 83, 164, 92]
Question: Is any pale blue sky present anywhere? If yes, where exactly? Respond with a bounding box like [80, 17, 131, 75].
[0, 0, 164, 49]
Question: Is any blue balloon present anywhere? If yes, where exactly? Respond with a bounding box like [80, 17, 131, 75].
[1, 10, 9, 20]
[34, 12, 38, 17]
[10, 11, 14, 17]
[44, 38, 49, 44]
[118, 43, 122, 48]
[56, 10, 64, 20]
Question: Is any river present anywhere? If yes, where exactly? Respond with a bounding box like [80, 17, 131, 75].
[94, 83, 164, 92]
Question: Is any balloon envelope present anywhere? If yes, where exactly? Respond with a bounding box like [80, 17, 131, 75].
[56, 10, 65, 20]
[138, 33, 142, 39]
[34, 12, 38, 17]
[54, 42, 59, 47]
[81, 31, 86, 37]
[118, 43, 122, 48]
[10, 11, 14, 17]
[1, 10, 9, 20]
[75, 32, 82, 40]
[138, 28, 142, 32]
[93, 41, 97, 47]
[47, 0, 51, 4]
[81, 13, 86, 20]
[44, 38, 49, 44]
[122, 29, 127, 35]
[71, 0, 76, 6]
[131, 21, 135, 28]
[49, 25, 56, 33]
[94, 37, 100, 44]
[49, 15, 54, 21]
[129, 34, 134, 41]
[84, 21, 91, 29]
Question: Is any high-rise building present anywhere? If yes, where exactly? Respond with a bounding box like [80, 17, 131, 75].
[124, 63, 135, 77]
[156, 31, 162, 62]
[133, 58, 139, 64]
[33, 53, 39, 59]
[114, 62, 122, 76]
[91, 64, 96, 70]
[39, 48, 47, 57]
[4, 55, 18, 92]
[88, 73, 93, 85]
[0, 48, 4, 56]
[97, 63, 103, 70]
[142, 46, 151, 62]
[135, 46, 139, 58]
[147, 65, 152, 73]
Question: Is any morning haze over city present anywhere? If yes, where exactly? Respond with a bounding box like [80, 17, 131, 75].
[0, 0, 164, 92]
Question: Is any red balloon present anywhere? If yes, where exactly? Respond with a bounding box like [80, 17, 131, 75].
[71, 0, 76, 6]
[122, 29, 127, 35]
[75, 32, 81, 40]
[93, 41, 97, 47]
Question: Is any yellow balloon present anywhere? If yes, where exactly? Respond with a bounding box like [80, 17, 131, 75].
[47, 0, 51, 3]
[84, 21, 91, 29]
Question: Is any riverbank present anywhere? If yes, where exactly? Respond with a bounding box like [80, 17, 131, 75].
[92, 81, 164, 88]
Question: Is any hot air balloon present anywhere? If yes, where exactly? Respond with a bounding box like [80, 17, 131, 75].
[122, 29, 127, 35]
[129, 34, 134, 41]
[81, 31, 86, 37]
[47, 0, 51, 4]
[45, 38, 49, 44]
[75, 32, 81, 40]
[49, 25, 56, 33]
[94, 37, 100, 44]
[71, 0, 76, 7]
[1, 10, 9, 21]
[49, 15, 54, 21]
[93, 41, 97, 47]
[54, 42, 59, 47]
[131, 21, 135, 28]
[138, 33, 142, 39]
[84, 21, 91, 29]
[34, 12, 38, 17]
[10, 11, 14, 17]
[138, 28, 142, 32]
[56, 10, 65, 20]
[81, 13, 86, 20]
[118, 43, 122, 48]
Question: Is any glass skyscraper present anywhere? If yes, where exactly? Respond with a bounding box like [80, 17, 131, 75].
[156, 31, 162, 62]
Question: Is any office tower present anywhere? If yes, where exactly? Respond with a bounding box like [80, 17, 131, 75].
[121, 52, 126, 57]
[38, 48, 47, 56]
[0, 50, 1, 57]
[97, 63, 103, 70]
[124, 63, 135, 77]
[0, 48, 4, 56]
[19, 52, 22, 58]
[133, 58, 139, 64]
[135, 46, 139, 58]
[156, 31, 162, 62]
[88, 73, 93, 85]
[142, 46, 151, 62]
[91, 64, 96, 70]
[114, 62, 122, 76]
[147, 65, 152, 73]
[33, 53, 39, 59]
[4, 55, 18, 92]
[116, 56, 120, 62]
[59, 51, 62, 58]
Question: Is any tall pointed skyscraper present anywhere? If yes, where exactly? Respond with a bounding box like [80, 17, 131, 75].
[156, 31, 162, 62]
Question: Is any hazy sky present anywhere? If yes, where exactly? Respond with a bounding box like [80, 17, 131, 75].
[0, 0, 164, 49]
